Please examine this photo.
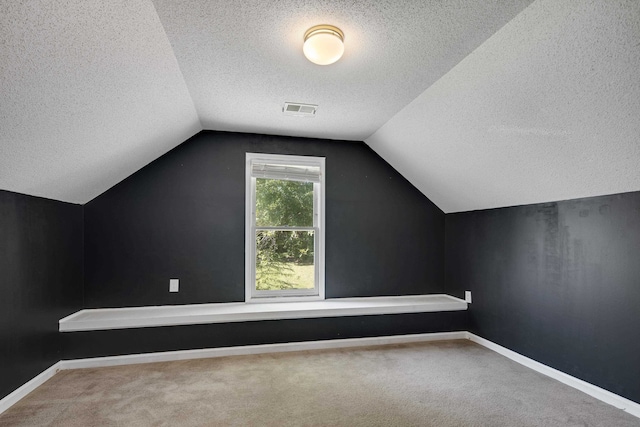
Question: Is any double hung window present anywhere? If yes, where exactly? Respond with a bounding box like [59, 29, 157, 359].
[245, 153, 325, 302]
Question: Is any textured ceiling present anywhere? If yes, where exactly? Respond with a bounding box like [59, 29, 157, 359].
[0, 0, 200, 203]
[151, 0, 533, 141]
[367, 0, 640, 212]
[1, 0, 638, 210]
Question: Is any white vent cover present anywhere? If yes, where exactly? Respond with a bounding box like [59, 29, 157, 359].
[283, 102, 318, 117]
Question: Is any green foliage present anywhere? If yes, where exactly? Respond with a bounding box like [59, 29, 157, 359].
[255, 230, 315, 289]
[255, 178, 315, 290]
[256, 179, 313, 227]
[256, 258, 314, 291]
[256, 179, 314, 264]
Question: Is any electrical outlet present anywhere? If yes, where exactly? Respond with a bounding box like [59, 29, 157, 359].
[169, 279, 179, 293]
[465, 291, 472, 303]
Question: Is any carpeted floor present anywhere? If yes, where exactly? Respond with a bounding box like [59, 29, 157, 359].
[1, 340, 638, 426]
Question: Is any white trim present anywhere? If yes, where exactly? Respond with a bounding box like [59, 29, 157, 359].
[244, 295, 325, 303]
[245, 153, 254, 303]
[317, 164, 325, 300]
[0, 362, 60, 415]
[467, 333, 640, 419]
[59, 294, 467, 332]
[59, 332, 466, 370]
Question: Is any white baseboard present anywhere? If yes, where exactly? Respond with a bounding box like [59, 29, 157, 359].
[2, 332, 638, 421]
[59, 331, 467, 370]
[467, 332, 640, 419]
[0, 362, 60, 415]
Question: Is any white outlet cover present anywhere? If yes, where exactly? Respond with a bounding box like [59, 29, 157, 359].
[465, 291, 472, 304]
[169, 279, 179, 293]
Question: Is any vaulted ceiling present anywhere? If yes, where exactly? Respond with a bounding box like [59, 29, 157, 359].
[1, 0, 638, 212]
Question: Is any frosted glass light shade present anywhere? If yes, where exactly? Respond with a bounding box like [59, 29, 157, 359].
[303, 25, 344, 65]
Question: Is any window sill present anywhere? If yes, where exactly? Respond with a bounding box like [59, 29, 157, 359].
[59, 294, 467, 332]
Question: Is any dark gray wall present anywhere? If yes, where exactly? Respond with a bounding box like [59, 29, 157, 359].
[84, 131, 445, 307]
[76, 131, 455, 358]
[0, 190, 83, 400]
[445, 191, 640, 404]
[7, 128, 639, 408]
[6, 127, 639, 408]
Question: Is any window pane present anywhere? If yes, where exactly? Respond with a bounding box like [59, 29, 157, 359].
[255, 230, 315, 291]
[256, 178, 313, 227]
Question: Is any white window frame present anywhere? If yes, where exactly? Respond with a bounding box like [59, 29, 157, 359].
[245, 153, 325, 303]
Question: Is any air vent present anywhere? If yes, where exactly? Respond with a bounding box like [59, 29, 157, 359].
[283, 102, 318, 117]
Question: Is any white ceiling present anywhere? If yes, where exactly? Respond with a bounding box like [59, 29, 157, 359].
[0, 0, 200, 203]
[1, 0, 639, 211]
[151, 0, 532, 141]
[367, 0, 640, 212]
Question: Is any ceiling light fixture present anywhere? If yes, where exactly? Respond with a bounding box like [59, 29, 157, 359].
[303, 25, 344, 65]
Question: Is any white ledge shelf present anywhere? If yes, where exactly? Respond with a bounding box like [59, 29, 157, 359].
[59, 294, 467, 332]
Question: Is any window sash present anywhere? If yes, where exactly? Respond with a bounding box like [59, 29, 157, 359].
[252, 225, 319, 298]
[255, 226, 317, 231]
[245, 153, 325, 303]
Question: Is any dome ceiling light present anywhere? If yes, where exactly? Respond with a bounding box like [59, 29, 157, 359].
[303, 25, 344, 65]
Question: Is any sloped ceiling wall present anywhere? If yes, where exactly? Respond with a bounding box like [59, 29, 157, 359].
[0, 1, 201, 203]
[1, 0, 638, 210]
[367, 0, 640, 212]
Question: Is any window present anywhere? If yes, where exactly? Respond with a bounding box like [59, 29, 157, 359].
[245, 153, 325, 302]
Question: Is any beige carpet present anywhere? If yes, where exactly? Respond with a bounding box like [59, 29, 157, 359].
[1, 340, 638, 426]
